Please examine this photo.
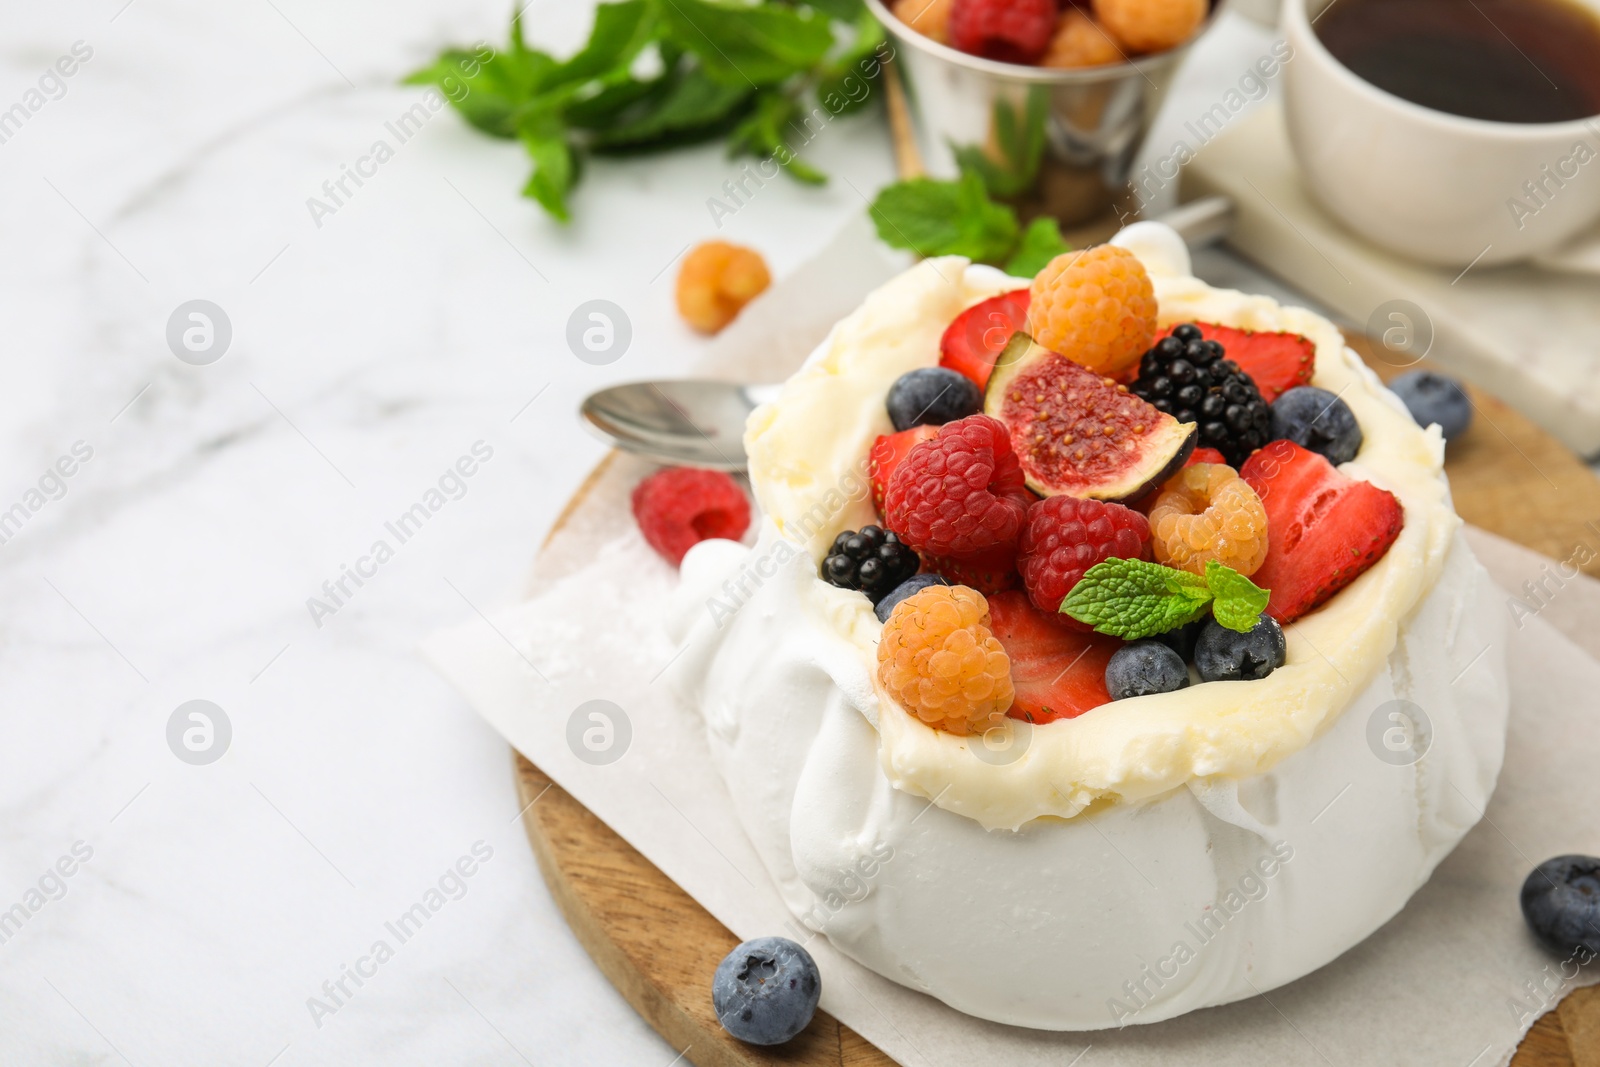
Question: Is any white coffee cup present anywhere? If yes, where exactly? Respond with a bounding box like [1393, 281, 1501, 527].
[1280, 0, 1600, 268]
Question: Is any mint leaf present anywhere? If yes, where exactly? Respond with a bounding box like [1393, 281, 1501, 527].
[404, 44, 550, 139]
[1063, 558, 1272, 639]
[658, 0, 834, 86]
[728, 92, 826, 184]
[869, 173, 1019, 264]
[588, 67, 754, 150]
[1004, 217, 1070, 277]
[815, 11, 886, 118]
[1205, 560, 1271, 633]
[536, 1, 654, 93]
[519, 112, 577, 221]
[1063, 559, 1211, 639]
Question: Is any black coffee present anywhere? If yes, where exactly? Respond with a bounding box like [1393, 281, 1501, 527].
[1315, 0, 1600, 123]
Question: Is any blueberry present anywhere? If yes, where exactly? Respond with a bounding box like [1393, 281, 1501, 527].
[1521, 855, 1600, 956]
[1156, 617, 1205, 661]
[875, 573, 949, 623]
[1105, 641, 1190, 700]
[886, 367, 983, 432]
[1390, 370, 1472, 442]
[1195, 616, 1286, 682]
[1270, 386, 1364, 465]
[712, 936, 821, 1046]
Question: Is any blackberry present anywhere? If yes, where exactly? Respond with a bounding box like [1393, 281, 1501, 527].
[822, 526, 920, 602]
[1130, 324, 1271, 467]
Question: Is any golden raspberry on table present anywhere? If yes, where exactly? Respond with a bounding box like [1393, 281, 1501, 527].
[1028, 245, 1157, 378]
[1043, 9, 1124, 69]
[1092, 0, 1206, 54]
[1148, 462, 1269, 577]
[676, 240, 771, 335]
[878, 585, 1015, 735]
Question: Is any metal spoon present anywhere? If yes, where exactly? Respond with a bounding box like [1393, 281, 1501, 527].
[581, 379, 781, 471]
[580, 199, 1235, 469]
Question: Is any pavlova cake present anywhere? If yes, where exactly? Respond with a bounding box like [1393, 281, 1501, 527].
[665, 222, 1509, 1030]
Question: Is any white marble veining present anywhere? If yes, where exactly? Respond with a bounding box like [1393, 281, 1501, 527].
[0, 1, 1291, 1063]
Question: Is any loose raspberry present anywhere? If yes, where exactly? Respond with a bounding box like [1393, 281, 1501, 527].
[1148, 463, 1269, 577]
[1018, 496, 1151, 618]
[631, 467, 751, 566]
[892, 0, 956, 43]
[676, 241, 771, 335]
[1028, 246, 1157, 378]
[883, 414, 1034, 560]
[1093, 0, 1206, 53]
[1043, 9, 1124, 68]
[948, 0, 1057, 64]
[878, 585, 1014, 735]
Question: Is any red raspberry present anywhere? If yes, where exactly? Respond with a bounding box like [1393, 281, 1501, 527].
[949, 0, 1057, 64]
[1018, 496, 1151, 619]
[631, 467, 750, 566]
[884, 414, 1033, 559]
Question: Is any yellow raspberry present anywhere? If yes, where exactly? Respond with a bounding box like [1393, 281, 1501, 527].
[1028, 245, 1157, 378]
[1043, 10, 1125, 69]
[892, 0, 955, 43]
[1148, 463, 1269, 577]
[1092, 0, 1206, 54]
[676, 240, 771, 335]
[877, 585, 1014, 735]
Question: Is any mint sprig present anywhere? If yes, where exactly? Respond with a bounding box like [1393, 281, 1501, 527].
[1063, 559, 1270, 640]
[868, 174, 1069, 276]
[408, 0, 887, 220]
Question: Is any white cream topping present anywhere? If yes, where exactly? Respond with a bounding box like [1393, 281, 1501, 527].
[742, 222, 1460, 830]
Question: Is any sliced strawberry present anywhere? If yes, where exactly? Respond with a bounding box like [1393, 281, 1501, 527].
[1184, 447, 1228, 468]
[1240, 440, 1404, 623]
[924, 546, 1020, 596]
[869, 425, 939, 515]
[939, 289, 1030, 390]
[1159, 322, 1315, 402]
[986, 591, 1120, 724]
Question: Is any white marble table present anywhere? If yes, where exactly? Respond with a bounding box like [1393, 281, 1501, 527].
[0, 2, 1290, 1063]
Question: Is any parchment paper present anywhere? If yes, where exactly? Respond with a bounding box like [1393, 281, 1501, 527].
[424, 218, 1600, 1067]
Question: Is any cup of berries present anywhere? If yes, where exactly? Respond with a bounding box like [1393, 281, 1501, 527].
[868, 0, 1220, 224]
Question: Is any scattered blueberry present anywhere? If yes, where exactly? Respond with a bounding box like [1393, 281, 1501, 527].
[712, 936, 821, 1046]
[1270, 386, 1364, 465]
[1105, 640, 1190, 700]
[1156, 617, 1206, 662]
[1390, 370, 1472, 442]
[887, 367, 983, 432]
[1195, 616, 1287, 682]
[875, 573, 950, 623]
[1521, 855, 1600, 956]
[823, 526, 921, 602]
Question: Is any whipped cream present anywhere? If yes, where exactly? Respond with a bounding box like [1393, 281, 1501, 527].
[668, 223, 1509, 1028]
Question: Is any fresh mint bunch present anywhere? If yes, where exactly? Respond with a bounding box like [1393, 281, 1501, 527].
[407, 0, 887, 220]
[1063, 558, 1271, 640]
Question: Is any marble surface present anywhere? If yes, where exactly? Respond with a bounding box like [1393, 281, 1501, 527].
[0, 1, 1303, 1063]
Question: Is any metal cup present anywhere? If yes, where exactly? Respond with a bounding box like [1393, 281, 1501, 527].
[866, 0, 1220, 225]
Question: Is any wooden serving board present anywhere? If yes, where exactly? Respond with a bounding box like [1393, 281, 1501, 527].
[516, 336, 1600, 1067]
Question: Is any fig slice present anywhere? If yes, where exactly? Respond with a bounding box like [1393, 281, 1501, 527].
[984, 333, 1197, 502]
